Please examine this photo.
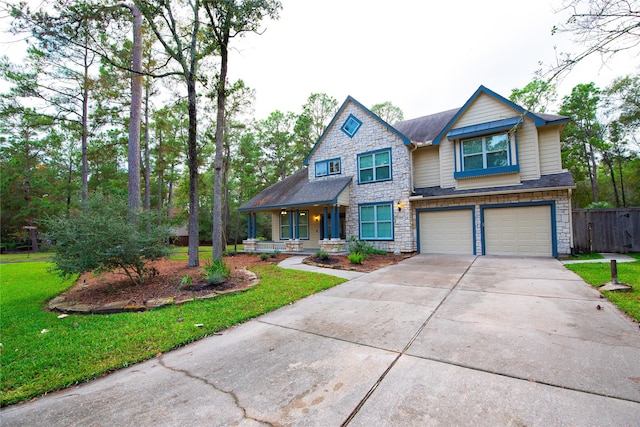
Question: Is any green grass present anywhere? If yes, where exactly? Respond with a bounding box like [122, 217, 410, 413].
[0, 261, 344, 406]
[566, 252, 605, 261]
[0, 252, 54, 263]
[565, 253, 640, 322]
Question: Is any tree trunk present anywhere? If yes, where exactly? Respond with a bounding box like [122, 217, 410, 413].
[588, 143, 598, 203]
[127, 5, 143, 221]
[81, 44, 89, 212]
[212, 31, 229, 261]
[144, 78, 151, 212]
[187, 77, 199, 267]
[157, 127, 164, 226]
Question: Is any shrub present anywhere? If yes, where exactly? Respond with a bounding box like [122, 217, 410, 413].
[203, 258, 230, 285]
[260, 253, 270, 261]
[315, 250, 330, 261]
[348, 252, 364, 264]
[44, 196, 174, 285]
[347, 236, 386, 258]
[223, 250, 237, 257]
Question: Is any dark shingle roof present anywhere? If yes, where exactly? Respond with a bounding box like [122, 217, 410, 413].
[393, 108, 460, 143]
[239, 169, 352, 211]
[412, 171, 575, 198]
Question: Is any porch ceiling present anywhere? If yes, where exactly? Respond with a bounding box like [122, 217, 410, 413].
[239, 168, 352, 212]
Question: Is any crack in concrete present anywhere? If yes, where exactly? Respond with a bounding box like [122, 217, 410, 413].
[340, 256, 480, 426]
[158, 357, 276, 427]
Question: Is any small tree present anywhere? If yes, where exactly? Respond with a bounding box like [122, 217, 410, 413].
[45, 196, 174, 285]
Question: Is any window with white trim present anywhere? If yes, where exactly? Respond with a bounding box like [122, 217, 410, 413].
[298, 211, 309, 239]
[359, 203, 393, 240]
[315, 158, 341, 177]
[358, 149, 391, 183]
[462, 133, 509, 172]
[280, 211, 290, 240]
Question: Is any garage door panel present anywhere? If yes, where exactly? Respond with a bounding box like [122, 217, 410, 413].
[419, 210, 473, 255]
[484, 205, 552, 256]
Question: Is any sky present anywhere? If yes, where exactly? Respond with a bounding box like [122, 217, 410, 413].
[227, 0, 637, 120]
[1, 0, 637, 121]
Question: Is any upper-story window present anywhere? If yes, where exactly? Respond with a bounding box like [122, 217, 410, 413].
[341, 114, 362, 138]
[315, 158, 341, 177]
[358, 149, 391, 184]
[462, 133, 509, 171]
[449, 117, 521, 179]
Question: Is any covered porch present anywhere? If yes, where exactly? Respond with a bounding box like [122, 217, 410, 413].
[238, 169, 353, 254]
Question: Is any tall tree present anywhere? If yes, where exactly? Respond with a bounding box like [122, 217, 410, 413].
[509, 79, 558, 113]
[202, 0, 281, 260]
[559, 82, 605, 205]
[370, 101, 404, 124]
[136, 0, 205, 267]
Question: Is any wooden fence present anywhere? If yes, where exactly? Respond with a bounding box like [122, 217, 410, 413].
[572, 208, 640, 253]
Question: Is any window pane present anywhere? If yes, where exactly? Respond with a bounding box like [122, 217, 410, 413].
[359, 154, 373, 169]
[281, 225, 290, 239]
[375, 151, 390, 166]
[377, 222, 392, 238]
[360, 206, 374, 221]
[462, 139, 482, 155]
[329, 160, 340, 174]
[464, 154, 483, 170]
[298, 225, 309, 239]
[298, 211, 308, 225]
[280, 213, 290, 226]
[487, 152, 508, 167]
[360, 169, 374, 182]
[485, 134, 508, 152]
[376, 165, 390, 180]
[376, 204, 392, 221]
[315, 161, 327, 176]
[361, 223, 375, 239]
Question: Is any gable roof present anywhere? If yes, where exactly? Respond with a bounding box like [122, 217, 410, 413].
[238, 169, 352, 212]
[394, 85, 570, 146]
[303, 96, 411, 165]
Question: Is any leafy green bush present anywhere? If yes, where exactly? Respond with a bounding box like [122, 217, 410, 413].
[315, 250, 330, 260]
[203, 258, 230, 285]
[223, 250, 237, 257]
[44, 196, 174, 285]
[347, 236, 386, 257]
[260, 253, 270, 261]
[348, 252, 364, 264]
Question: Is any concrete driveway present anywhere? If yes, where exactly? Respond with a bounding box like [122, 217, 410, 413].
[2, 255, 640, 426]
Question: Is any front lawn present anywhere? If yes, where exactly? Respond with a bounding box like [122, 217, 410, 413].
[565, 253, 640, 322]
[0, 261, 344, 406]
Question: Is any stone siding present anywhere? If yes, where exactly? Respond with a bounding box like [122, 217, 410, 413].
[307, 102, 413, 252]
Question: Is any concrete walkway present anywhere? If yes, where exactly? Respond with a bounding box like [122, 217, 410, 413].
[2, 255, 639, 426]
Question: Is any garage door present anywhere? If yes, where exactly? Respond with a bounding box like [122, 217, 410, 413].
[419, 209, 474, 254]
[483, 205, 552, 256]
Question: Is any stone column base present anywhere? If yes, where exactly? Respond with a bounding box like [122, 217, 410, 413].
[285, 240, 304, 252]
[319, 239, 347, 253]
[243, 239, 257, 252]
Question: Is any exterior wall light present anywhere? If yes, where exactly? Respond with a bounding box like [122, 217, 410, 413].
[396, 202, 406, 212]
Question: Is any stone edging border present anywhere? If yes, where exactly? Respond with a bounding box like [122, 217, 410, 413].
[48, 268, 259, 315]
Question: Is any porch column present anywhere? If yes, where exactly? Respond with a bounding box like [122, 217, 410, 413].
[323, 207, 329, 239]
[288, 210, 294, 240]
[331, 206, 339, 239]
[250, 213, 257, 239]
[247, 213, 251, 239]
[294, 210, 299, 239]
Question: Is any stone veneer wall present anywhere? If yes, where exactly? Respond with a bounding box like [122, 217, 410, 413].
[307, 102, 413, 253]
[410, 189, 572, 256]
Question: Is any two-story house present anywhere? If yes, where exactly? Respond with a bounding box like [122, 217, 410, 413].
[239, 85, 575, 257]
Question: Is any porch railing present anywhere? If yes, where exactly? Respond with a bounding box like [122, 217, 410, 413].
[254, 241, 287, 252]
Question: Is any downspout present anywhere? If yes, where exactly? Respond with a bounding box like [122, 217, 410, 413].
[568, 188, 575, 256]
[408, 141, 418, 193]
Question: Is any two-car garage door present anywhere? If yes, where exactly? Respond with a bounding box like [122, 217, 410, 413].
[418, 204, 553, 257]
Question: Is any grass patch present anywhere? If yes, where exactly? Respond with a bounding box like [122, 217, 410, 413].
[566, 252, 604, 261]
[0, 262, 344, 406]
[0, 252, 54, 263]
[565, 253, 640, 322]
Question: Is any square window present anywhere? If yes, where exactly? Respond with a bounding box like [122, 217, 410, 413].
[358, 149, 392, 184]
[359, 203, 393, 240]
[341, 114, 362, 138]
[315, 161, 328, 177]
